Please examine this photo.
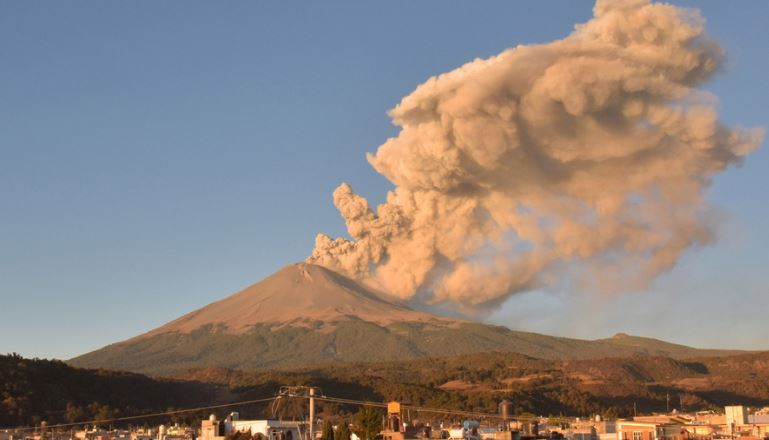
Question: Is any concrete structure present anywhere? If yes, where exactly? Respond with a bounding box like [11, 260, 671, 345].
[617, 421, 683, 440]
[726, 407, 749, 430]
[130, 430, 156, 440]
[381, 401, 430, 440]
[200, 414, 302, 440]
[232, 421, 301, 440]
[693, 412, 726, 426]
[681, 423, 718, 438]
[380, 402, 517, 440]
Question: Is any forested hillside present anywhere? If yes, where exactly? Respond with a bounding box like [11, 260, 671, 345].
[0, 354, 214, 427]
[175, 351, 769, 419]
[6, 350, 769, 429]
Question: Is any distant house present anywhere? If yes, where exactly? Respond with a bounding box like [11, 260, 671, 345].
[200, 413, 302, 440]
[617, 421, 684, 440]
[0, 430, 18, 440]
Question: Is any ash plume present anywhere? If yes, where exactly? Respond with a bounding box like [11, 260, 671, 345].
[308, 0, 763, 312]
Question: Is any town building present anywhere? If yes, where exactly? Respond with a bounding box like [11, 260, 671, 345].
[200, 413, 302, 440]
[617, 421, 683, 440]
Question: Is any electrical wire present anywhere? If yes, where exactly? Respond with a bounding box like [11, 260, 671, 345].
[312, 395, 553, 423]
[3, 396, 278, 432]
[5, 390, 568, 432]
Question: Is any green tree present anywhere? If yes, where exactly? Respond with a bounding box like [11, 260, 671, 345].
[226, 431, 254, 440]
[355, 407, 382, 440]
[336, 421, 351, 440]
[66, 402, 85, 424]
[321, 421, 335, 440]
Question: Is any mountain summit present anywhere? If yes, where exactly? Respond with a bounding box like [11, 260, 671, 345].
[138, 263, 446, 338]
[70, 263, 741, 375]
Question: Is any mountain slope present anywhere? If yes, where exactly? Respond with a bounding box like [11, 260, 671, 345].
[596, 333, 737, 359]
[69, 263, 743, 376]
[137, 263, 444, 337]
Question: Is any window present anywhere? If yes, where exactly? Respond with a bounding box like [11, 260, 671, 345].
[633, 432, 644, 440]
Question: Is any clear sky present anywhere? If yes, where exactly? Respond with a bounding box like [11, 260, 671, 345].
[1, 1, 767, 360]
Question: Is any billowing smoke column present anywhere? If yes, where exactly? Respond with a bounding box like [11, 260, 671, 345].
[308, 0, 763, 312]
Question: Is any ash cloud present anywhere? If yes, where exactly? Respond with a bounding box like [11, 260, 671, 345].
[308, 0, 763, 313]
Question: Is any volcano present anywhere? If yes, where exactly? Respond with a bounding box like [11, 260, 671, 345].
[69, 263, 740, 375]
[136, 263, 448, 336]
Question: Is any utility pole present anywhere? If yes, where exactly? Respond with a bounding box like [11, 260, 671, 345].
[666, 393, 670, 413]
[276, 386, 321, 440]
[309, 388, 315, 440]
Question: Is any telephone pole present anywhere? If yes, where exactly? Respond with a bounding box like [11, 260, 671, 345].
[309, 388, 315, 440]
[277, 386, 322, 440]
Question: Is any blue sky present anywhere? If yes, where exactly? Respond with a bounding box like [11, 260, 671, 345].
[1, 1, 767, 360]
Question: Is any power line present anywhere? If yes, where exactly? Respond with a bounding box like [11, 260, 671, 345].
[307, 395, 557, 424]
[5, 390, 568, 433]
[319, 395, 499, 418]
[4, 396, 278, 432]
